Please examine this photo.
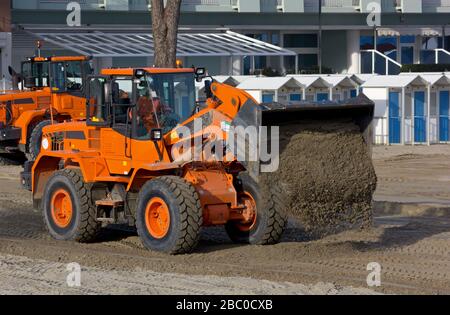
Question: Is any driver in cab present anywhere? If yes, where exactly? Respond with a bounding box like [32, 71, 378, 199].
[135, 88, 180, 137]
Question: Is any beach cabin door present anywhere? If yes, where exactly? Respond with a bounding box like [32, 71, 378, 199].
[414, 91, 426, 143]
[389, 91, 401, 144]
[439, 90, 450, 142]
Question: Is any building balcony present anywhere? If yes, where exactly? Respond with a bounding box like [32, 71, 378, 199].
[12, 0, 237, 12]
[304, 0, 361, 13]
[381, 0, 422, 13]
[423, 0, 450, 12]
[10, 0, 450, 14]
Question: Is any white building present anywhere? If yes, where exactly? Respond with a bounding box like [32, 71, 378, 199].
[237, 77, 304, 103]
[6, 1, 450, 77]
[362, 74, 437, 145]
[320, 75, 360, 101]
[289, 76, 333, 101]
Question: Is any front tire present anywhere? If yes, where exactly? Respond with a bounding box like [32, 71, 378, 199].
[225, 174, 287, 245]
[136, 176, 203, 255]
[27, 120, 52, 161]
[43, 168, 100, 242]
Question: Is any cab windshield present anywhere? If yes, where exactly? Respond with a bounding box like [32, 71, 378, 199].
[21, 61, 50, 88]
[147, 72, 195, 120]
[134, 72, 195, 136]
[50, 61, 92, 92]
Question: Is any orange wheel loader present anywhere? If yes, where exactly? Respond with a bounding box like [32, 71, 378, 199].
[21, 67, 374, 254]
[0, 56, 92, 161]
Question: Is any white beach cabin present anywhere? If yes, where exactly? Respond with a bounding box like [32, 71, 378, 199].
[362, 74, 430, 145]
[237, 77, 305, 103]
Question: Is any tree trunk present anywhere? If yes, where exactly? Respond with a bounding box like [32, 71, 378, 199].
[151, 0, 182, 68]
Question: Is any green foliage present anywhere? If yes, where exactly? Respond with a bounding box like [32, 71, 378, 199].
[251, 68, 281, 77]
[401, 64, 450, 73]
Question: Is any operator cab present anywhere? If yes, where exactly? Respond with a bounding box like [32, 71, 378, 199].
[87, 68, 196, 140]
[20, 56, 93, 93]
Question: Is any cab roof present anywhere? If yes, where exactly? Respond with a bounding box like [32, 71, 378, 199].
[27, 56, 90, 62]
[101, 68, 195, 76]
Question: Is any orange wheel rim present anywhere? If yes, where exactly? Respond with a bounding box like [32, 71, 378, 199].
[51, 189, 73, 228]
[236, 192, 257, 232]
[145, 197, 171, 239]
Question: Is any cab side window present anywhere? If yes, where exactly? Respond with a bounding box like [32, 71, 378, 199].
[50, 62, 66, 91]
[22, 62, 50, 88]
[66, 62, 83, 91]
[88, 77, 108, 123]
[112, 79, 133, 125]
[50, 61, 83, 92]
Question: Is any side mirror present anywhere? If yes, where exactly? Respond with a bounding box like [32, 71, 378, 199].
[8, 67, 22, 90]
[8, 66, 15, 77]
[134, 69, 146, 79]
[24, 77, 36, 89]
[150, 129, 163, 141]
[195, 68, 207, 83]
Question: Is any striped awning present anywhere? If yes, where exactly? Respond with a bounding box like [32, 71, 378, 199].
[377, 27, 444, 37]
[31, 30, 296, 58]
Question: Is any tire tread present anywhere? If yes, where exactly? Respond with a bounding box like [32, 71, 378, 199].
[136, 176, 203, 254]
[43, 168, 100, 243]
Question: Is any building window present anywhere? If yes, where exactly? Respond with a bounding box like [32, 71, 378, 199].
[361, 35, 397, 56]
[378, 36, 397, 61]
[401, 35, 415, 44]
[361, 35, 398, 73]
[360, 36, 374, 50]
[272, 34, 280, 46]
[284, 56, 296, 74]
[290, 93, 302, 101]
[422, 37, 440, 50]
[284, 34, 318, 48]
[262, 93, 274, 103]
[283, 54, 318, 74]
[244, 33, 283, 73]
[420, 36, 450, 64]
[317, 93, 329, 102]
[299, 54, 318, 69]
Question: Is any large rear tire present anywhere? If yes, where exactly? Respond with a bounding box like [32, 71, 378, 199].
[136, 176, 203, 255]
[27, 120, 52, 161]
[225, 174, 287, 245]
[43, 168, 101, 243]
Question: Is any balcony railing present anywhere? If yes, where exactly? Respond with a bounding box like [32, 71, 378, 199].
[11, 0, 450, 13]
[303, 0, 361, 12]
[435, 48, 450, 64]
[134, 0, 236, 11]
[360, 49, 402, 75]
[14, 0, 237, 11]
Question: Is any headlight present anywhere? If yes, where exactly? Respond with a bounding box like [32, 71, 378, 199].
[42, 138, 50, 150]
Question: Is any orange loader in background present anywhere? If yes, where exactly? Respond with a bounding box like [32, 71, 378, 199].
[21, 67, 374, 254]
[0, 55, 92, 162]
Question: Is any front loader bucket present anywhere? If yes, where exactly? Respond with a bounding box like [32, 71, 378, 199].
[232, 93, 375, 177]
[231, 94, 377, 235]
